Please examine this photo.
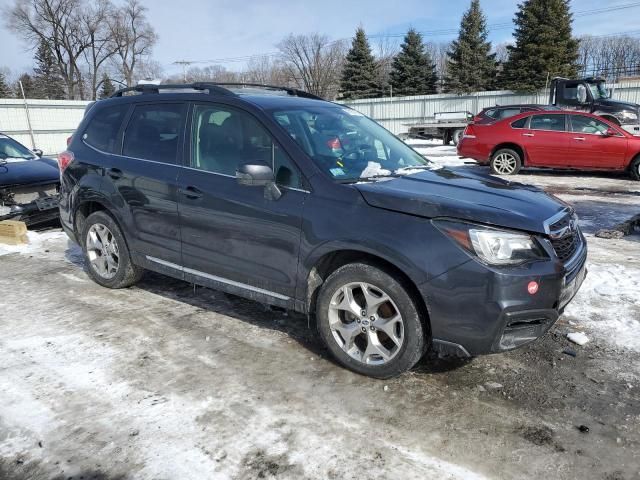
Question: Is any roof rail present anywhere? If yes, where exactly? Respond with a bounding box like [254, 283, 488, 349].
[110, 82, 323, 100]
[212, 83, 323, 100]
[110, 83, 237, 98]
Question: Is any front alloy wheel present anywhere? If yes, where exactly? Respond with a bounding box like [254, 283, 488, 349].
[316, 262, 426, 378]
[328, 282, 404, 365]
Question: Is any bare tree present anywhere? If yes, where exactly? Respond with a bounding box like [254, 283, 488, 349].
[243, 55, 288, 85]
[8, 0, 91, 99]
[425, 41, 450, 92]
[277, 33, 346, 99]
[578, 35, 640, 80]
[81, 0, 118, 99]
[374, 37, 397, 96]
[109, 0, 157, 87]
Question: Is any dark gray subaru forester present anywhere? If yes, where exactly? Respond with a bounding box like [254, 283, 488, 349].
[59, 83, 587, 378]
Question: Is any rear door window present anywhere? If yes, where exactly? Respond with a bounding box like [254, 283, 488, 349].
[83, 104, 130, 153]
[122, 103, 187, 164]
[511, 117, 528, 129]
[497, 108, 522, 119]
[529, 114, 567, 132]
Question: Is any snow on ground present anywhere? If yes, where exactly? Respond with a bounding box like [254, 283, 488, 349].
[0, 230, 68, 257]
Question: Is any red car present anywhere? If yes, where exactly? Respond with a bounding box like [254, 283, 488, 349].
[457, 110, 640, 180]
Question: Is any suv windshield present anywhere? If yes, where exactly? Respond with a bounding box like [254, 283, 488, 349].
[269, 105, 431, 182]
[0, 136, 36, 161]
[588, 82, 609, 100]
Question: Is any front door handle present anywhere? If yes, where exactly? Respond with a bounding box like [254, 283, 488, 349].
[522, 133, 535, 137]
[107, 167, 123, 179]
[179, 186, 203, 199]
[573, 137, 586, 141]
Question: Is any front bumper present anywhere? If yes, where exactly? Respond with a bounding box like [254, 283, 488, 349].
[0, 195, 60, 226]
[423, 235, 587, 358]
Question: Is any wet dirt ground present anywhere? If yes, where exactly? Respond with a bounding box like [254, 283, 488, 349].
[1, 155, 639, 479]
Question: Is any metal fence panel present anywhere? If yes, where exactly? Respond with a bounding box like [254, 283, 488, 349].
[0, 98, 91, 155]
[343, 82, 640, 134]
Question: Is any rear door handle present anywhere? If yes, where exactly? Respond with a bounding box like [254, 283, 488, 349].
[179, 186, 203, 199]
[522, 133, 535, 137]
[573, 137, 585, 141]
[107, 167, 123, 179]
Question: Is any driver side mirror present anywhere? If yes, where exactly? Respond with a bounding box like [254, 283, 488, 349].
[236, 162, 282, 200]
[604, 128, 618, 137]
[33, 149, 43, 158]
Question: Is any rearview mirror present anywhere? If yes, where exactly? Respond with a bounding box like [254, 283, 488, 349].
[236, 162, 274, 187]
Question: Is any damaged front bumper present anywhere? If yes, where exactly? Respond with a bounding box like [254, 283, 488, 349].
[1, 184, 60, 226]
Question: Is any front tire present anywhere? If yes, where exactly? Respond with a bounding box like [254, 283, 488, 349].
[490, 148, 522, 175]
[630, 156, 640, 181]
[316, 262, 426, 378]
[81, 210, 143, 288]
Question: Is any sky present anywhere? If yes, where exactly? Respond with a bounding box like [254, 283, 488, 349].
[1, 0, 639, 79]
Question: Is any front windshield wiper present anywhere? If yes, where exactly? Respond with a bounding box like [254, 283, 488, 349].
[394, 165, 433, 173]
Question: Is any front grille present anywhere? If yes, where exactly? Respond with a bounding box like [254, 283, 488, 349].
[551, 232, 579, 262]
[547, 212, 581, 263]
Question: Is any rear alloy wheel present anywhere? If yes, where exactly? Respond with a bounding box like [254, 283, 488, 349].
[452, 128, 464, 146]
[82, 210, 143, 288]
[316, 263, 426, 378]
[490, 148, 522, 175]
[630, 156, 640, 181]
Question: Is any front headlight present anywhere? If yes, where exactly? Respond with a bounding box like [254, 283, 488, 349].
[433, 220, 548, 266]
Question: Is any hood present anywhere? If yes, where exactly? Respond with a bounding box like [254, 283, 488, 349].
[355, 168, 568, 234]
[0, 156, 60, 188]
[593, 98, 640, 113]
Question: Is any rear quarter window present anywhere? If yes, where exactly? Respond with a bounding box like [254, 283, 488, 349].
[511, 117, 528, 129]
[83, 104, 130, 153]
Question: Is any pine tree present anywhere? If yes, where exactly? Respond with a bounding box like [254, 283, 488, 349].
[15, 73, 38, 98]
[445, 0, 497, 93]
[0, 71, 11, 98]
[389, 29, 438, 96]
[32, 39, 65, 99]
[100, 74, 116, 99]
[339, 28, 381, 100]
[500, 0, 579, 92]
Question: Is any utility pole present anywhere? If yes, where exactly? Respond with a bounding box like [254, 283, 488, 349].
[173, 60, 194, 83]
[19, 80, 36, 149]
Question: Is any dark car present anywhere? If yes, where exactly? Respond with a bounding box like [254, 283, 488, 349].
[0, 133, 60, 225]
[458, 110, 640, 179]
[474, 104, 560, 125]
[58, 83, 587, 378]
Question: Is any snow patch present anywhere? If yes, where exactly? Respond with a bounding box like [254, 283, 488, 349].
[0, 230, 68, 257]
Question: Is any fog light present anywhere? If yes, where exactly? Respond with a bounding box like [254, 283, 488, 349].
[527, 281, 539, 295]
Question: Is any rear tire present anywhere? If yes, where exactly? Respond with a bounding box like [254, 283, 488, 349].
[316, 262, 426, 378]
[81, 210, 143, 288]
[630, 156, 640, 181]
[490, 148, 522, 175]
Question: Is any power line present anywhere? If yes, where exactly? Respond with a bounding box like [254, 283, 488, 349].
[168, 2, 640, 69]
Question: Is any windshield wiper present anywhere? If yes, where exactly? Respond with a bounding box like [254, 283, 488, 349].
[394, 165, 433, 173]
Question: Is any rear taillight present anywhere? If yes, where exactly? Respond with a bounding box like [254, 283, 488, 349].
[58, 150, 74, 173]
[463, 124, 477, 138]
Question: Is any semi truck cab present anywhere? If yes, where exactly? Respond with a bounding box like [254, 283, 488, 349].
[549, 77, 640, 135]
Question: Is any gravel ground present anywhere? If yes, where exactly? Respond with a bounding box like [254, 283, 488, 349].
[1, 144, 639, 480]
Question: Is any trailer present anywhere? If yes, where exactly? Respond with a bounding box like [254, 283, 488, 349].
[400, 111, 473, 145]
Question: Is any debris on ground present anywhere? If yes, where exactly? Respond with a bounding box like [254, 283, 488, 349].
[578, 425, 590, 433]
[485, 382, 503, 390]
[595, 229, 625, 239]
[595, 214, 640, 238]
[567, 332, 590, 346]
[383, 385, 389, 392]
[563, 348, 577, 357]
[0, 220, 28, 245]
